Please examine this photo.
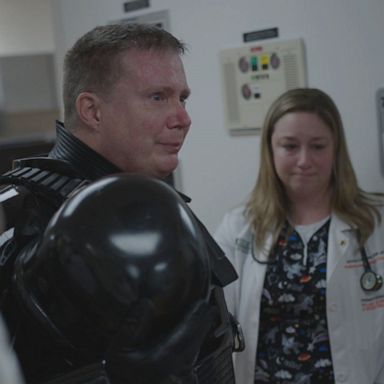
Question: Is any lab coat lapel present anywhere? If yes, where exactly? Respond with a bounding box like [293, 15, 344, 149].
[327, 214, 355, 281]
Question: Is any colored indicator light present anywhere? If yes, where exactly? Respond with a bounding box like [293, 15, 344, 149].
[251, 56, 258, 71]
[261, 54, 269, 70]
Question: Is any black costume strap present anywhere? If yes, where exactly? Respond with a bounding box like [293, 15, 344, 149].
[0, 164, 88, 203]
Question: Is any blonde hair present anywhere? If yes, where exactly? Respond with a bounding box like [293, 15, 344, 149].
[246, 88, 383, 252]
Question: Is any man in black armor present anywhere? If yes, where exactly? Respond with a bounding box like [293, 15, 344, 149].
[0, 23, 241, 383]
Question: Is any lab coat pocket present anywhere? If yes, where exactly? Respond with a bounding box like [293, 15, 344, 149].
[353, 289, 384, 351]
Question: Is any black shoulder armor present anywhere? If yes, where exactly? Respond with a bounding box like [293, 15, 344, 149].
[0, 157, 89, 299]
[0, 157, 88, 206]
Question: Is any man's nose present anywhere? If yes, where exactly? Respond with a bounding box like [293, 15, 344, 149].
[167, 103, 192, 129]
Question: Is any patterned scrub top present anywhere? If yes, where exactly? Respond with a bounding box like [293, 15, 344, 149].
[254, 218, 335, 384]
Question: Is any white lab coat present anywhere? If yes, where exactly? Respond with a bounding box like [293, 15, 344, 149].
[214, 205, 384, 384]
[0, 315, 24, 384]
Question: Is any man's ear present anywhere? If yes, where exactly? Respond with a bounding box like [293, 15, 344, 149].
[75, 92, 102, 131]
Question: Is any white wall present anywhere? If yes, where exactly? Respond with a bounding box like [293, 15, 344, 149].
[1, 54, 58, 112]
[51, 0, 384, 231]
[0, 0, 55, 55]
[0, 0, 58, 138]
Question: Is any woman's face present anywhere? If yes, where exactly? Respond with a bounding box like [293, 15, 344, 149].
[271, 112, 335, 202]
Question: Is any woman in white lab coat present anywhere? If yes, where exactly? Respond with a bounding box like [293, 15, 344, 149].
[215, 88, 384, 384]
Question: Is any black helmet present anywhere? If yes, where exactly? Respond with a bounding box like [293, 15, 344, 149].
[14, 174, 211, 368]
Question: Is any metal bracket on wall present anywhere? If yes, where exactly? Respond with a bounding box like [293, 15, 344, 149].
[123, 0, 150, 13]
[113, 9, 170, 31]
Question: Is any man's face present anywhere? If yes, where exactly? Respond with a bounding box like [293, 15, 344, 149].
[97, 48, 191, 179]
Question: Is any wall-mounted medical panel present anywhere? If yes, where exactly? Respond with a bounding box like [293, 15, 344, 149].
[220, 38, 307, 135]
